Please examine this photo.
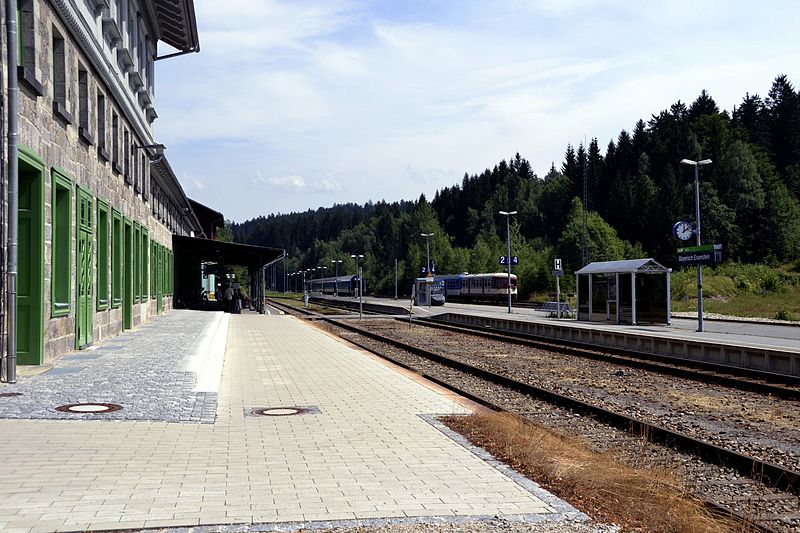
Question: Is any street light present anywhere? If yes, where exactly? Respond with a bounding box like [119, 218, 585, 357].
[420, 233, 434, 274]
[680, 158, 712, 332]
[331, 259, 342, 297]
[351, 254, 364, 319]
[499, 211, 517, 314]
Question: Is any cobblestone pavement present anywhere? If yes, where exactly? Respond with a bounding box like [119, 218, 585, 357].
[0, 312, 598, 533]
[0, 310, 221, 423]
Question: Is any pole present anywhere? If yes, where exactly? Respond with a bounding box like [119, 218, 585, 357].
[426, 238, 430, 273]
[394, 258, 398, 300]
[358, 264, 363, 319]
[505, 214, 512, 314]
[334, 261, 339, 297]
[5, 0, 21, 383]
[694, 164, 704, 332]
[556, 275, 561, 319]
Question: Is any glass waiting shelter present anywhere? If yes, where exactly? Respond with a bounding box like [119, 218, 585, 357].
[575, 259, 671, 325]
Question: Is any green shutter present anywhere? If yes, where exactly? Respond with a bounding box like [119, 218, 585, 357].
[51, 169, 72, 317]
[133, 223, 140, 303]
[150, 241, 156, 298]
[111, 209, 122, 308]
[142, 229, 149, 300]
[96, 200, 109, 310]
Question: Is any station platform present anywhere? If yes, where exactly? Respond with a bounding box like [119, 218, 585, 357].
[307, 294, 800, 376]
[0, 310, 587, 532]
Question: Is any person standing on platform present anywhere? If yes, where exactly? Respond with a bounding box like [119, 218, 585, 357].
[224, 284, 234, 313]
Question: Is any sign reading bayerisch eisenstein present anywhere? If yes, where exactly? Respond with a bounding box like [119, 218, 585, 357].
[677, 244, 724, 266]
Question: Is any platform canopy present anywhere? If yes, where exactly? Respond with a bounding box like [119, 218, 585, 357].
[172, 235, 283, 268]
[575, 258, 671, 326]
[575, 258, 668, 275]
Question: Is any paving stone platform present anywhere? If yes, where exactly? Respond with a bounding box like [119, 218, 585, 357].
[0, 311, 586, 532]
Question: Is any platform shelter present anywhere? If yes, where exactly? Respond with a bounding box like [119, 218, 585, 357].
[575, 259, 671, 325]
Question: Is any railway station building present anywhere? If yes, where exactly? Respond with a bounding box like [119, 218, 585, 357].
[0, 0, 208, 370]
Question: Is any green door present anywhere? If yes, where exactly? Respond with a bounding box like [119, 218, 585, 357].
[76, 188, 93, 348]
[17, 151, 45, 365]
[123, 218, 133, 329]
[156, 244, 163, 314]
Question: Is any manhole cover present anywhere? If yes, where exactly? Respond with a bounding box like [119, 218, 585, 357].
[55, 403, 122, 414]
[248, 405, 322, 417]
[0, 392, 22, 398]
[253, 407, 308, 416]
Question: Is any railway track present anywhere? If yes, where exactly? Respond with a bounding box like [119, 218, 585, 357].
[267, 300, 800, 531]
[418, 316, 800, 399]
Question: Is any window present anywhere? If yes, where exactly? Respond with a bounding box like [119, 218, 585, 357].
[51, 27, 72, 123]
[142, 228, 149, 300]
[16, 2, 23, 64]
[17, 0, 43, 96]
[141, 153, 148, 201]
[133, 223, 140, 303]
[78, 67, 93, 144]
[111, 111, 120, 174]
[97, 92, 108, 160]
[132, 140, 139, 193]
[97, 200, 109, 310]
[124, 129, 131, 184]
[111, 209, 122, 307]
[51, 169, 72, 316]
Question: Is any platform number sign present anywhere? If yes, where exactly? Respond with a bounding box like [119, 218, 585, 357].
[499, 256, 519, 265]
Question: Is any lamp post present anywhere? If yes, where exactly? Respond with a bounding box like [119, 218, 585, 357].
[420, 233, 434, 274]
[499, 211, 517, 314]
[420, 233, 435, 308]
[351, 254, 364, 319]
[301, 270, 307, 307]
[680, 158, 712, 332]
[331, 259, 342, 297]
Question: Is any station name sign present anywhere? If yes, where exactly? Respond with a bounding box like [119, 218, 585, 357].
[677, 244, 723, 266]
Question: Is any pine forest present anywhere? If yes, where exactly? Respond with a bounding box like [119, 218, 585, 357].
[231, 75, 800, 299]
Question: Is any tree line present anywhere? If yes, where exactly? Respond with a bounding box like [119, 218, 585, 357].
[232, 74, 800, 298]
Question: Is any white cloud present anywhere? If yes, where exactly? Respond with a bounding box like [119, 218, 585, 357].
[254, 172, 342, 194]
[157, 0, 800, 221]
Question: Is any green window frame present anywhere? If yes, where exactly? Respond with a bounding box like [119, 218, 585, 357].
[111, 209, 122, 308]
[133, 223, 141, 303]
[96, 200, 109, 310]
[142, 228, 149, 301]
[51, 168, 72, 317]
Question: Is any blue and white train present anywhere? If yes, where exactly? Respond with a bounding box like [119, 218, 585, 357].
[306, 275, 366, 297]
[435, 273, 517, 302]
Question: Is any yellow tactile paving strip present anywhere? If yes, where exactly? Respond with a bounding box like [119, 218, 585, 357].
[0, 314, 557, 532]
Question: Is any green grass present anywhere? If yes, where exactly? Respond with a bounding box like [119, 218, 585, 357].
[671, 262, 800, 321]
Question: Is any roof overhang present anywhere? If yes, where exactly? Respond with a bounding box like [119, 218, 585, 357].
[150, 0, 200, 53]
[151, 157, 205, 237]
[173, 235, 284, 270]
[575, 259, 670, 275]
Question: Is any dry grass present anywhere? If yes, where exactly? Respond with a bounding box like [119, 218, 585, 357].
[443, 411, 741, 533]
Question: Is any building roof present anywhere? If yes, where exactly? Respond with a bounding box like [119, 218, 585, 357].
[152, 157, 205, 237]
[152, 0, 200, 53]
[575, 259, 670, 275]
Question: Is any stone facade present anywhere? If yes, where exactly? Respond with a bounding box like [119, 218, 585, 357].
[2, 0, 201, 364]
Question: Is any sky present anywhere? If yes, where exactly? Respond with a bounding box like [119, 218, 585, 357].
[154, 0, 800, 223]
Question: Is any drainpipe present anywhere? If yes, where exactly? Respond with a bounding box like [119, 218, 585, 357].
[4, 0, 20, 383]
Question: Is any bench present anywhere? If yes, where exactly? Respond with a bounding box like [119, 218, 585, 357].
[541, 301, 573, 318]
